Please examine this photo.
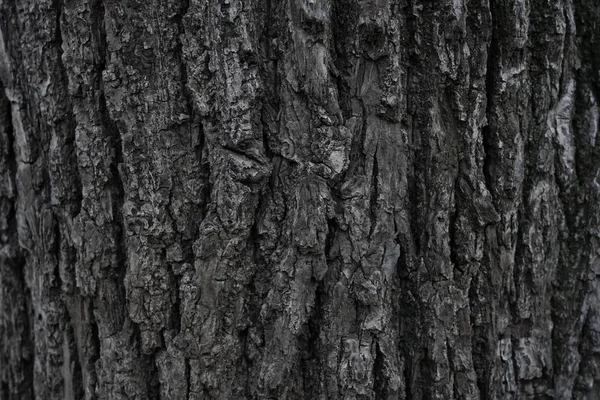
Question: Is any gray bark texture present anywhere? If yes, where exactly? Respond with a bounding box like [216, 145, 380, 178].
[0, 0, 599, 398]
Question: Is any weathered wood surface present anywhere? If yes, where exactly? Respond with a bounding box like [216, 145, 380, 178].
[1, 0, 600, 398]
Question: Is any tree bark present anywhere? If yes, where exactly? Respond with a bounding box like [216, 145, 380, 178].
[1, 0, 599, 398]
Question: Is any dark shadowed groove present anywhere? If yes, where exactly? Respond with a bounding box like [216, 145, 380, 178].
[0, 233, 35, 398]
[446, 338, 458, 400]
[1, 82, 18, 235]
[571, 0, 600, 185]
[97, 0, 127, 296]
[258, 0, 280, 165]
[329, 0, 353, 123]
[300, 277, 325, 398]
[405, 72, 423, 263]
[344, 97, 368, 180]
[1, 382, 8, 399]
[53, 0, 83, 218]
[239, 326, 251, 399]
[128, 323, 159, 400]
[571, 76, 593, 189]
[86, 298, 100, 400]
[62, 307, 85, 400]
[369, 148, 379, 238]
[472, 1, 497, 396]
[170, 271, 183, 334]
[52, 217, 63, 290]
[258, 0, 275, 162]
[0, 142, 35, 399]
[184, 357, 191, 400]
[168, 0, 196, 346]
[6, 255, 35, 400]
[50, 26, 88, 400]
[511, 208, 527, 321]
[261, 115, 274, 162]
[448, 177, 460, 272]
[570, 0, 600, 203]
[325, 217, 337, 261]
[147, 356, 160, 400]
[481, 124, 494, 198]
[331, 0, 364, 180]
[0, 79, 35, 400]
[395, 0, 420, 397]
[403, 352, 412, 399]
[482, 0, 498, 201]
[571, 300, 588, 396]
[173, 0, 192, 116]
[69, 5, 107, 396]
[406, 114, 421, 257]
[23, 282, 35, 400]
[252, 6, 284, 395]
[469, 275, 489, 400]
[372, 339, 386, 397]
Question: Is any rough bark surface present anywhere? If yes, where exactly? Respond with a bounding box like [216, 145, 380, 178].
[1, 0, 600, 399]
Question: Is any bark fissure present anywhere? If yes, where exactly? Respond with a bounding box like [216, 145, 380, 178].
[174, 0, 193, 119]
[97, 0, 127, 298]
[54, 0, 83, 217]
[482, 1, 497, 201]
[449, 177, 460, 272]
[0, 80, 34, 400]
[369, 147, 379, 238]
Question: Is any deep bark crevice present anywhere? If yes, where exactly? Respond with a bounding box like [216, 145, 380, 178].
[371, 339, 386, 398]
[469, 280, 489, 400]
[87, 299, 100, 398]
[403, 352, 412, 400]
[1, 83, 18, 226]
[63, 307, 85, 400]
[0, 79, 34, 400]
[482, 0, 498, 201]
[174, 0, 193, 120]
[299, 277, 325, 399]
[10, 228, 34, 394]
[369, 148, 379, 238]
[52, 218, 62, 289]
[184, 358, 191, 400]
[449, 178, 460, 272]
[1, 382, 8, 400]
[53, 0, 83, 218]
[481, 124, 494, 198]
[97, 0, 127, 298]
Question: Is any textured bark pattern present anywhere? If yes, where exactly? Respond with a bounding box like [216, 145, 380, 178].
[1, 0, 600, 398]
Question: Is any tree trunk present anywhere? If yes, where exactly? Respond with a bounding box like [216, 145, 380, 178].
[0, 0, 599, 398]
